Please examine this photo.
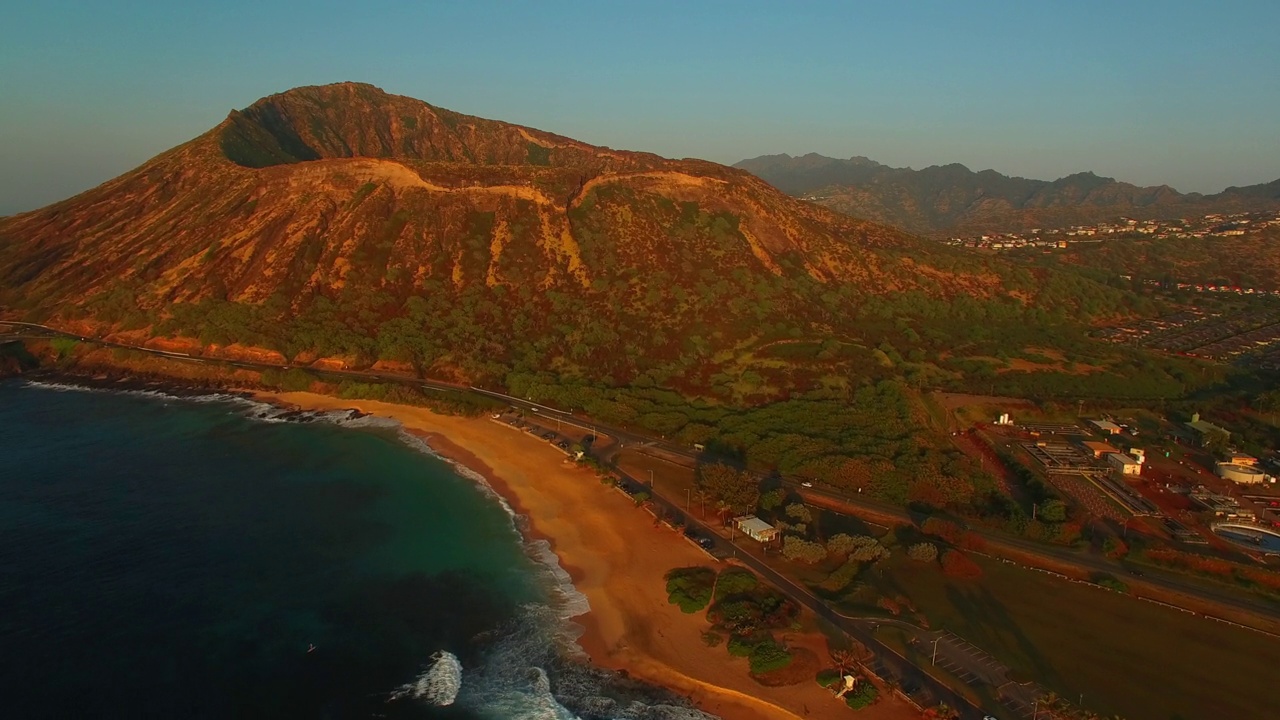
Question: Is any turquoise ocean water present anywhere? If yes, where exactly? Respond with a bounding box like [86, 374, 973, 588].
[0, 379, 712, 720]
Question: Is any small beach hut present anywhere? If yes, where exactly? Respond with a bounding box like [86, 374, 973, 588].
[734, 515, 780, 543]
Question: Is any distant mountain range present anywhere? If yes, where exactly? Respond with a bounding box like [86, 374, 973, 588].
[735, 153, 1280, 236]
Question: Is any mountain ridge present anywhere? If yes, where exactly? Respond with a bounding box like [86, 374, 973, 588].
[0, 83, 1137, 396]
[735, 153, 1279, 235]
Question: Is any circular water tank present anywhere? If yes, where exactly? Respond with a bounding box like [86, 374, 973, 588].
[1216, 462, 1267, 484]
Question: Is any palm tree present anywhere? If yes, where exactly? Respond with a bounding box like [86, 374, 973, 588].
[829, 648, 856, 675]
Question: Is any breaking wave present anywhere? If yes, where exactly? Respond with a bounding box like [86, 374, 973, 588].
[23, 379, 251, 405]
[389, 650, 464, 706]
[435, 604, 718, 720]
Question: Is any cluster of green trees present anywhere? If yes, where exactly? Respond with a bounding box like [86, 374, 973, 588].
[706, 568, 799, 674]
[663, 566, 800, 675]
[664, 566, 717, 613]
[515, 378, 989, 508]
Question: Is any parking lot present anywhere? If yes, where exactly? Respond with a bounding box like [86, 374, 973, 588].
[911, 631, 1046, 719]
[495, 413, 578, 455]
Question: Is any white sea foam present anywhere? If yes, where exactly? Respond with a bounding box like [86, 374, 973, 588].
[451, 605, 720, 720]
[454, 611, 581, 720]
[21, 379, 281, 419]
[527, 539, 591, 621]
[389, 650, 463, 706]
[23, 379, 243, 404]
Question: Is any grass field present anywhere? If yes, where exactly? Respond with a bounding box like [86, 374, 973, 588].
[860, 555, 1280, 720]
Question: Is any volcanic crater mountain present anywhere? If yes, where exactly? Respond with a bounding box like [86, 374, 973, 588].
[736, 153, 1280, 236]
[0, 83, 1130, 393]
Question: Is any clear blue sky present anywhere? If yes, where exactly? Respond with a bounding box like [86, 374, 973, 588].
[3, 0, 1278, 214]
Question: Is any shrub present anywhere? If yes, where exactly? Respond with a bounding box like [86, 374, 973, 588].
[49, 337, 78, 359]
[1103, 537, 1129, 559]
[758, 488, 786, 511]
[816, 668, 842, 688]
[714, 568, 758, 599]
[1038, 499, 1068, 523]
[1096, 576, 1129, 593]
[785, 502, 813, 523]
[749, 637, 793, 674]
[665, 566, 716, 613]
[714, 599, 766, 633]
[906, 542, 939, 562]
[850, 543, 889, 563]
[844, 680, 879, 709]
[280, 368, 318, 392]
[701, 630, 724, 647]
[727, 634, 760, 657]
[818, 557, 862, 593]
[826, 533, 857, 556]
[782, 535, 827, 563]
[337, 381, 390, 400]
[940, 550, 983, 579]
[921, 517, 964, 544]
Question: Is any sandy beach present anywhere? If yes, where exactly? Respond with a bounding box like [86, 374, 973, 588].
[256, 391, 921, 720]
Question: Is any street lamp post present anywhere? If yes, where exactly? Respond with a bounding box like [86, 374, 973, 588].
[686, 488, 691, 513]
[648, 469, 654, 488]
[931, 637, 940, 665]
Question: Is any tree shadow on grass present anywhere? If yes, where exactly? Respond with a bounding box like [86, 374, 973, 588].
[943, 583, 1061, 688]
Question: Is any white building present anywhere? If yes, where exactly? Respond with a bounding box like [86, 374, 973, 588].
[1090, 419, 1123, 435]
[1106, 453, 1142, 475]
[734, 516, 780, 543]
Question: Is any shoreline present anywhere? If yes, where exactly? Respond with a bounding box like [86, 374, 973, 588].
[10, 372, 913, 719]
[251, 391, 912, 720]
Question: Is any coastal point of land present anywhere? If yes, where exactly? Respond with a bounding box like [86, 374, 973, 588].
[255, 391, 920, 720]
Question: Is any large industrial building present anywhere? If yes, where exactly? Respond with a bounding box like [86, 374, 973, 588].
[1081, 440, 1119, 458]
[1186, 413, 1231, 446]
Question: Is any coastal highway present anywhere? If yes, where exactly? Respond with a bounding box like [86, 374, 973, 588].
[9, 320, 1280, 624]
[588, 458, 995, 719]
